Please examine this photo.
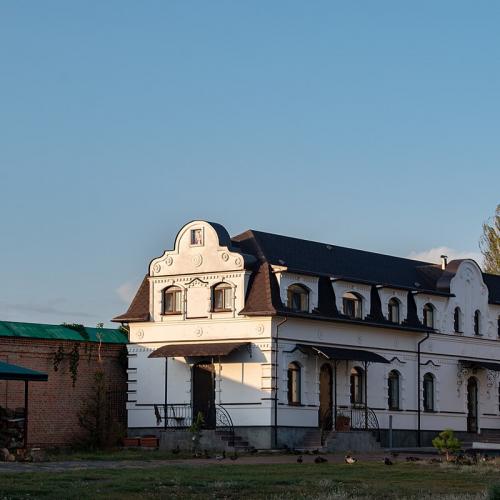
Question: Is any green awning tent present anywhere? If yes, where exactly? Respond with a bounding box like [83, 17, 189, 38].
[0, 361, 48, 381]
[0, 361, 48, 449]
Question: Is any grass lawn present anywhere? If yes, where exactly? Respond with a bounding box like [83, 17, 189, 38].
[0, 461, 499, 499]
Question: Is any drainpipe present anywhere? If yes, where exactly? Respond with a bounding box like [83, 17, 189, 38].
[273, 317, 287, 449]
[417, 332, 430, 447]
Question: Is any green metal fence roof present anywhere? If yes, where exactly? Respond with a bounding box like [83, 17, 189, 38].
[0, 321, 127, 344]
[0, 360, 48, 381]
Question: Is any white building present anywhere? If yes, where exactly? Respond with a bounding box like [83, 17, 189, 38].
[113, 220, 500, 450]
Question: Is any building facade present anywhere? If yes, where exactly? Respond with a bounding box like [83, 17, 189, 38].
[114, 221, 500, 449]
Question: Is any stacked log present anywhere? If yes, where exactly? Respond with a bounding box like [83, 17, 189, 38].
[0, 405, 25, 461]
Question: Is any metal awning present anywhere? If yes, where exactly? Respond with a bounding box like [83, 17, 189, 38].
[0, 361, 48, 381]
[148, 342, 250, 358]
[459, 359, 500, 372]
[297, 344, 390, 364]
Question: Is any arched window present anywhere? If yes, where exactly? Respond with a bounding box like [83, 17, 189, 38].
[474, 310, 481, 335]
[423, 373, 435, 411]
[350, 366, 364, 405]
[388, 298, 400, 324]
[287, 284, 309, 312]
[287, 362, 301, 405]
[343, 292, 363, 319]
[388, 370, 400, 410]
[454, 307, 462, 333]
[212, 283, 233, 312]
[163, 286, 182, 314]
[423, 303, 434, 328]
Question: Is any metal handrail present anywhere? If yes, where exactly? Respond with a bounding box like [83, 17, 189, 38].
[215, 404, 235, 445]
[151, 403, 235, 438]
[335, 404, 380, 440]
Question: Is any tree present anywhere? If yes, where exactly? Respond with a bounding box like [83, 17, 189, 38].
[432, 429, 461, 461]
[480, 204, 500, 275]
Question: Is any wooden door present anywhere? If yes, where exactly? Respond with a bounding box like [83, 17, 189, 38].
[319, 364, 333, 430]
[467, 377, 478, 433]
[192, 363, 215, 428]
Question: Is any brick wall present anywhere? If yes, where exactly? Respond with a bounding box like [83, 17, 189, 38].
[0, 337, 127, 448]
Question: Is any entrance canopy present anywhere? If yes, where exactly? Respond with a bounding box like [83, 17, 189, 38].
[459, 359, 500, 372]
[148, 342, 250, 358]
[297, 344, 390, 364]
[0, 361, 48, 381]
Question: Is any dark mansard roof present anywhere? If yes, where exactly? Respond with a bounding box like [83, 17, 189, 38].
[112, 227, 500, 324]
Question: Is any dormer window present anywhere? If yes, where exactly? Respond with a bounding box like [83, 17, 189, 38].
[474, 310, 481, 335]
[388, 298, 400, 324]
[163, 286, 182, 315]
[287, 284, 309, 312]
[454, 307, 462, 333]
[423, 303, 434, 328]
[343, 292, 362, 319]
[212, 283, 232, 312]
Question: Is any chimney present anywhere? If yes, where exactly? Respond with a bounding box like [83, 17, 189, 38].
[440, 255, 448, 270]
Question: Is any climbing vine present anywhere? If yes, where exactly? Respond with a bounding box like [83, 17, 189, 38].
[53, 346, 65, 372]
[69, 343, 80, 387]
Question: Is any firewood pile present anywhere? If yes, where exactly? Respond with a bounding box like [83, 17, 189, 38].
[0, 405, 25, 462]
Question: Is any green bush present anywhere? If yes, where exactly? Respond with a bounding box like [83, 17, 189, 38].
[432, 429, 461, 461]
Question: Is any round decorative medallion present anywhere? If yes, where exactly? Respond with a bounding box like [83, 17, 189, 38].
[136, 329, 144, 339]
[153, 263, 161, 273]
[234, 257, 242, 266]
[256, 324, 265, 335]
[166, 256, 173, 266]
[195, 327, 203, 337]
[221, 252, 229, 262]
[193, 254, 203, 267]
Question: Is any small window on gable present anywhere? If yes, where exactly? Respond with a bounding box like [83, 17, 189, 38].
[343, 292, 363, 319]
[423, 303, 434, 328]
[190, 228, 203, 246]
[287, 284, 309, 312]
[212, 283, 232, 312]
[287, 362, 301, 405]
[454, 307, 462, 333]
[388, 298, 400, 324]
[474, 309, 481, 335]
[423, 373, 435, 411]
[163, 286, 182, 315]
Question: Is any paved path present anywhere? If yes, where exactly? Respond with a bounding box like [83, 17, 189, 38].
[0, 452, 436, 473]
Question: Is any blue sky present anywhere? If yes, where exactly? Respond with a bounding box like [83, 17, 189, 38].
[0, 1, 498, 326]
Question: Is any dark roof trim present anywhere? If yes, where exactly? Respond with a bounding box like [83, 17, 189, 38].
[296, 344, 390, 364]
[148, 342, 250, 358]
[459, 359, 500, 372]
[0, 361, 48, 381]
[242, 308, 434, 334]
[112, 275, 150, 323]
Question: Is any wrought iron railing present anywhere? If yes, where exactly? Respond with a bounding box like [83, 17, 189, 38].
[152, 404, 234, 438]
[335, 404, 380, 440]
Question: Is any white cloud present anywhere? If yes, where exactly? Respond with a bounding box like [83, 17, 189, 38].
[116, 282, 137, 303]
[407, 246, 483, 266]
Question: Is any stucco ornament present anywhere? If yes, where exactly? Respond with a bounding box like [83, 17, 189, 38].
[165, 256, 174, 266]
[153, 263, 161, 274]
[192, 254, 203, 267]
[221, 252, 229, 262]
[486, 370, 499, 399]
[136, 329, 144, 339]
[256, 324, 265, 336]
[457, 365, 471, 397]
[234, 257, 242, 266]
[195, 327, 203, 337]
